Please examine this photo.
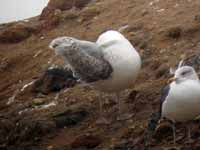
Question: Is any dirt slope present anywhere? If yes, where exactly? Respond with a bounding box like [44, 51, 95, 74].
[0, 0, 200, 150]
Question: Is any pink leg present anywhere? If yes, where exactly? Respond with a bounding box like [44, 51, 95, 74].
[96, 93, 110, 125]
[116, 93, 133, 121]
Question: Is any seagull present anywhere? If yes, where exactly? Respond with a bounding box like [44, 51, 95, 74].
[157, 64, 200, 144]
[49, 30, 141, 124]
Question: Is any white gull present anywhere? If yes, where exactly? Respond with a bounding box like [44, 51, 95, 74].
[159, 64, 200, 143]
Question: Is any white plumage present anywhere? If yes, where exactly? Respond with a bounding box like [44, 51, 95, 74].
[93, 30, 141, 92]
[162, 66, 200, 122]
[160, 65, 200, 143]
[162, 80, 200, 122]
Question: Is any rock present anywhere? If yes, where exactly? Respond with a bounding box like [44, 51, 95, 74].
[121, 24, 143, 35]
[40, 9, 61, 30]
[0, 23, 35, 43]
[5, 119, 55, 149]
[40, 6, 55, 21]
[40, 0, 92, 20]
[71, 134, 102, 149]
[0, 118, 15, 144]
[150, 60, 161, 70]
[32, 98, 47, 106]
[118, 25, 130, 33]
[154, 121, 173, 140]
[80, 6, 101, 21]
[193, 143, 200, 150]
[113, 140, 134, 150]
[142, 9, 148, 16]
[128, 90, 138, 101]
[155, 64, 169, 78]
[0, 60, 10, 72]
[139, 39, 148, 49]
[61, 11, 79, 21]
[166, 26, 182, 39]
[27, 21, 43, 34]
[194, 15, 200, 23]
[129, 31, 150, 49]
[163, 146, 181, 150]
[130, 34, 143, 47]
[32, 66, 77, 94]
[53, 110, 88, 128]
[47, 145, 54, 150]
[184, 24, 200, 36]
[74, 0, 93, 9]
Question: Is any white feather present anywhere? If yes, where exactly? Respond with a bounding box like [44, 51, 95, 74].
[162, 80, 200, 122]
[93, 30, 141, 92]
[162, 66, 200, 122]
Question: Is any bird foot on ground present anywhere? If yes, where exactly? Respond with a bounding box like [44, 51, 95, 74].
[96, 117, 111, 125]
[117, 113, 133, 121]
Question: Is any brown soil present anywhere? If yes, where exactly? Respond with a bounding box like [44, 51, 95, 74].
[0, 0, 200, 150]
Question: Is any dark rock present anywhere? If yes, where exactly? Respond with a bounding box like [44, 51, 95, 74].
[184, 24, 200, 36]
[80, 6, 100, 21]
[61, 11, 79, 21]
[193, 131, 200, 140]
[193, 143, 200, 150]
[0, 118, 15, 144]
[74, 0, 93, 9]
[129, 31, 150, 50]
[142, 9, 148, 16]
[155, 64, 169, 78]
[150, 60, 161, 70]
[139, 39, 149, 49]
[166, 26, 182, 39]
[129, 32, 144, 47]
[40, 0, 92, 20]
[42, 9, 62, 30]
[154, 121, 173, 140]
[40, 6, 56, 21]
[1, 118, 55, 149]
[0, 60, 10, 73]
[163, 146, 181, 150]
[32, 66, 77, 94]
[71, 134, 102, 149]
[0, 23, 35, 43]
[128, 90, 138, 101]
[27, 21, 43, 34]
[121, 24, 143, 35]
[194, 15, 200, 23]
[113, 140, 134, 150]
[53, 110, 88, 128]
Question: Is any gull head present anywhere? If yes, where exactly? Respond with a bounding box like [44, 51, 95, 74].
[169, 66, 199, 83]
[49, 37, 77, 56]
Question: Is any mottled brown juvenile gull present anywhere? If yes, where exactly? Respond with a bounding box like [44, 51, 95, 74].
[49, 30, 141, 124]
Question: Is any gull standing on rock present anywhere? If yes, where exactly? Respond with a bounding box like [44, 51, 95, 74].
[49, 30, 141, 124]
[150, 63, 200, 144]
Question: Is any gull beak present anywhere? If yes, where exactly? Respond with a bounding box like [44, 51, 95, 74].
[167, 77, 176, 84]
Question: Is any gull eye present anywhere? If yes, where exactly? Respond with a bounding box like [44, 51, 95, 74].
[181, 70, 190, 76]
[52, 43, 59, 48]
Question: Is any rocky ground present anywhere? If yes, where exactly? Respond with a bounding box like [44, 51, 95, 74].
[0, 0, 200, 150]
